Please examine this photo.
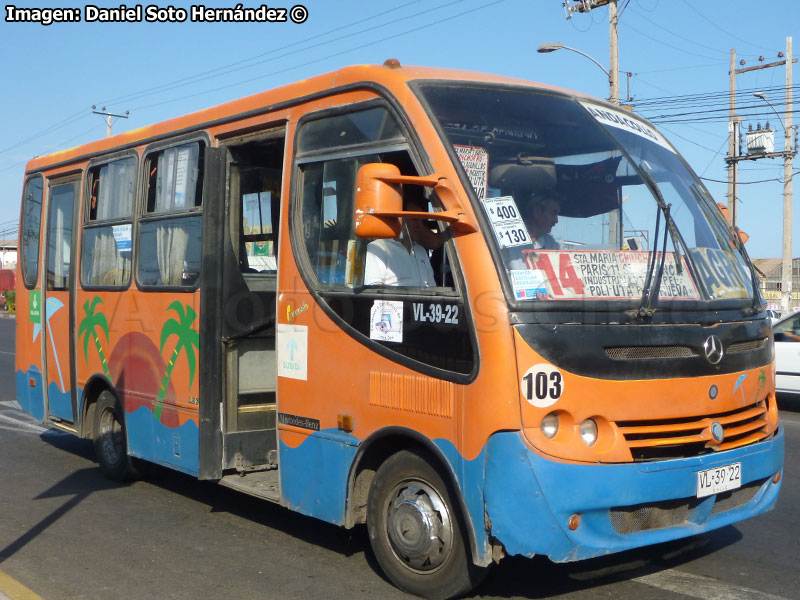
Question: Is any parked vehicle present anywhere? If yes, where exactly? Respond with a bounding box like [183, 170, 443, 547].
[773, 312, 800, 394]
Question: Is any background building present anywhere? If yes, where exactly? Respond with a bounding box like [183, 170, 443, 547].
[0, 239, 16, 270]
[752, 257, 800, 312]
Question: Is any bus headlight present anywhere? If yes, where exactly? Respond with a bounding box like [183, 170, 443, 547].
[579, 419, 598, 446]
[541, 413, 559, 439]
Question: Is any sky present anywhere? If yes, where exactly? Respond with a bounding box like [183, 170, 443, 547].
[1, 0, 798, 258]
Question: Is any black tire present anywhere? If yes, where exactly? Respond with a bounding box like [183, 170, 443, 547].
[366, 450, 487, 599]
[92, 391, 138, 481]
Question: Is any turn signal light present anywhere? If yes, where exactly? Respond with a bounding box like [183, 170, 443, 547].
[773, 471, 782, 484]
[568, 514, 581, 530]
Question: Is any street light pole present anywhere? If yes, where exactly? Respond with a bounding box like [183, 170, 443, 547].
[537, 43, 610, 77]
[537, 42, 621, 106]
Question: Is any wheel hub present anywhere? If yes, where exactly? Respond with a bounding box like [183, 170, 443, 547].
[386, 481, 452, 572]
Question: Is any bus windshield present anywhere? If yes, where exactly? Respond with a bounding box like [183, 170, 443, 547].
[417, 84, 754, 307]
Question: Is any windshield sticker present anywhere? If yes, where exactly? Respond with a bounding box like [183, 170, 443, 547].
[510, 269, 548, 300]
[514, 250, 700, 301]
[370, 300, 403, 343]
[579, 101, 675, 154]
[521, 364, 563, 408]
[454, 145, 489, 199]
[481, 196, 532, 248]
[688, 247, 750, 299]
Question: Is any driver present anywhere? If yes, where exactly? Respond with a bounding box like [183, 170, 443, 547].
[525, 191, 560, 250]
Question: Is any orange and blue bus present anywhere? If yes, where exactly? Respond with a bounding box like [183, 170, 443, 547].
[16, 62, 783, 599]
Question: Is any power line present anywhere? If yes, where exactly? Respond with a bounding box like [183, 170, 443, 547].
[622, 20, 725, 61]
[129, 0, 510, 112]
[700, 170, 800, 185]
[680, 0, 777, 54]
[101, 0, 470, 108]
[0, 0, 434, 159]
[628, 5, 729, 57]
[97, 0, 429, 107]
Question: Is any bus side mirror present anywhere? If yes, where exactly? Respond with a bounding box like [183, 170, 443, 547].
[354, 163, 477, 238]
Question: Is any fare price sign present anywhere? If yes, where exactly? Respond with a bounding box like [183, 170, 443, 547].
[481, 196, 531, 248]
[514, 250, 700, 300]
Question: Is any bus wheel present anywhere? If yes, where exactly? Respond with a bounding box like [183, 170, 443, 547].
[366, 450, 484, 599]
[92, 391, 138, 481]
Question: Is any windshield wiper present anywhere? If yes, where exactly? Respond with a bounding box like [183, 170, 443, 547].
[637, 202, 662, 317]
[636, 166, 696, 317]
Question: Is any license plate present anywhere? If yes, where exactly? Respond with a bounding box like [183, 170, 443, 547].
[696, 463, 741, 498]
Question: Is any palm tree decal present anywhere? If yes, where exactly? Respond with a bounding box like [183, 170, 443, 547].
[78, 296, 110, 378]
[155, 301, 199, 420]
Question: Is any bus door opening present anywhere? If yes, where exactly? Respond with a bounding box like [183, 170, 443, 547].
[214, 131, 284, 473]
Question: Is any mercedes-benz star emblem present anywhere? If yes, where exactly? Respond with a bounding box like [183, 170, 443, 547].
[711, 421, 725, 443]
[703, 336, 724, 365]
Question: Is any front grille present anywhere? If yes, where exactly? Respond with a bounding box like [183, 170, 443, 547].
[605, 345, 696, 360]
[727, 338, 769, 354]
[610, 478, 768, 534]
[617, 401, 770, 461]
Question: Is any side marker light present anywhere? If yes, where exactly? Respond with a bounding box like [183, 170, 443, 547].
[337, 414, 354, 432]
[568, 514, 581, 530]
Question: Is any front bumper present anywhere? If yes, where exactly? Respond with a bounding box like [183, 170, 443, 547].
[484, 426, 784, 562]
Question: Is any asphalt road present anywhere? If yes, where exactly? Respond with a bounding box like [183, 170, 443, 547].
[0, 315, 798, 600]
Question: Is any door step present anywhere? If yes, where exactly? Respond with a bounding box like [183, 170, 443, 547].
[219, 469, 280, 502]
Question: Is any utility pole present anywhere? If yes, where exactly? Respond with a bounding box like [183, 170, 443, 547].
[563, 0, 620, 106]
[782, 37, 794, 313]
[608, 0, 619, 106]
[91, 106, 129, 137]
[727, 38, 796, 314]
[563, 0, 621, 243]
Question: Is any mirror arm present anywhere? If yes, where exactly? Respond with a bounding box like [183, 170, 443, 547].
[364, 174, 477, 233]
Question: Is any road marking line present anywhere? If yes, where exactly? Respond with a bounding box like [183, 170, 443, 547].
[0, 401, 21, 409]
[634, 568, 790, 600]
[0, 350, 15, 356]
[0, 413, 46, 433]
[0, 569, 44, 600]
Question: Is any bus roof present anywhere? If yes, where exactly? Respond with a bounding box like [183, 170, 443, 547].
[24, 63, 593, 174]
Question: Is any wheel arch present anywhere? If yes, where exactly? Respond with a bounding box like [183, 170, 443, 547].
[344, 426, 489, 567]
[79, 374, 117, 439]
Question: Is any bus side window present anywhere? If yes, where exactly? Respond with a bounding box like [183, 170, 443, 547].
[138, 141, 204, 289]
[21, 175, 44, 288]
[300, 158, 360, 286]
[300, 151, 454, 290]
[81, 156, 136, 289]
[228, 137, 283, 280]
[45, 183, 75, 291]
